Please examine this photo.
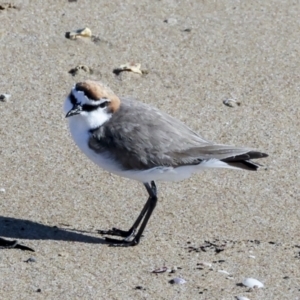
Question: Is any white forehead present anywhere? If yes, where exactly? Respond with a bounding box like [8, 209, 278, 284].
[71, 87, 95, 105]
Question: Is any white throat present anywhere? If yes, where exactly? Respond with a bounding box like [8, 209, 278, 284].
[64, 91, 112, 131]
[75, 109, 111, 131]
[64, 95, 112, 161]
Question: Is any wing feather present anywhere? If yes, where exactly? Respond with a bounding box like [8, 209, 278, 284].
[89, 97, 267, 171]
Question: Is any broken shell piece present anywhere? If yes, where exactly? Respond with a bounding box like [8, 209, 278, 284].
[69, 65, 93, 76]
[76, 27, 92, 37]
[242, 278, 264, 289]
[119, 62, 142, 74]
[113, 62, 147, 75]
[169, 277, 186, 284]
[65, 27, 92, 40]
[223, 98, 241, 107]
[0, 94, 11, 102]
[236, 297, 250, 300]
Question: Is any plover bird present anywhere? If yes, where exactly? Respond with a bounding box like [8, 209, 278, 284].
[64, 80, 268, 246]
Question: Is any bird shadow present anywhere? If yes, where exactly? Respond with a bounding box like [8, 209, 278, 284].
[0, 216, 106, 246]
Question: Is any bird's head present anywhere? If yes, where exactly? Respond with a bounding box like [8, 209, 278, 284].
[64, 80, 121, 129]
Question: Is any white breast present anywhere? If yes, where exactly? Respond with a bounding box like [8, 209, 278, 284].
[67, 116, 122, 174]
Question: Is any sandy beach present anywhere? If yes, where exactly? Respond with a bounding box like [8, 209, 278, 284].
[0, 0, 299, 299]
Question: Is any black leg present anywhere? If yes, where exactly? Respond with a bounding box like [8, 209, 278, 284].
[98, 196, 152, 238]
[99, 181, 158, 246]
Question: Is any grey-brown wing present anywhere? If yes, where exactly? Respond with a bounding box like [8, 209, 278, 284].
[89, 97, 267, 170]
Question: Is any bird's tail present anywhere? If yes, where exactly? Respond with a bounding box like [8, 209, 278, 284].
[221, 151, 268, 171]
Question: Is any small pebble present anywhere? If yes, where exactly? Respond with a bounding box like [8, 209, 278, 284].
[91, 35, 101, 44]
[242, 278, 264, 289]
[223, 98, 241, 107]
[58, 252, 69, 258]
[25, 257, 36, 263]
[0, 188, 5, 193]
[169, 277, 186, 284]
[168, 266, 178, 273]
[69, 65, 93, 76]
[0, 94, 11, 102]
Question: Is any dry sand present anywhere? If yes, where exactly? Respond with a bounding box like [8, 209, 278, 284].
[0, 0, 299, 299]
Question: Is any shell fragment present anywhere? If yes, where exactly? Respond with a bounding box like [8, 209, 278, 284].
[242, 278, 264, 289]
[169, 277, 186, 284]
[65, 27, 92, 40]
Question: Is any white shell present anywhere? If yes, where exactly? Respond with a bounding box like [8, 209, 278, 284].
[0, 94, 11, 102]
[218, 270, 230, 275]
[223, 98, 241, 107]
[198, 261, 212, 268]
[171, 277, 186, 284]
[242, 278, 264, 288]
[164, 18, 177, 25]
[236, 296, 250, 300]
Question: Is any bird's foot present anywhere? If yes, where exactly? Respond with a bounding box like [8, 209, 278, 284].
[104, 236, 140, 247]
[98, 227, 135, 238]
[98, 227, 140, 246]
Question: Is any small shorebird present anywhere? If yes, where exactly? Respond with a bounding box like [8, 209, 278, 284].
[64, 80, 268, 246]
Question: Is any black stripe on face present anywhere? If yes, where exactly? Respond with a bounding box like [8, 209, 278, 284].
[69, 90, 109, 111]
[70, 93, 78, 105]
[81, 104, 101, 112]
[82, 100, 109, 112]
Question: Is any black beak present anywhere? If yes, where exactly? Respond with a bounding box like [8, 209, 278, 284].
[65, 104, 82, 118]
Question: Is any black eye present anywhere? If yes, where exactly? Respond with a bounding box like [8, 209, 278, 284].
[81, 100, 109, 112]
[99, 101, 109, 108]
